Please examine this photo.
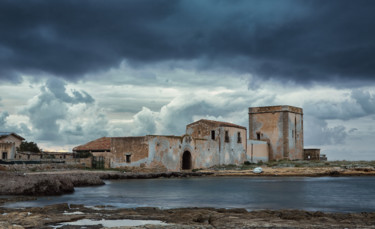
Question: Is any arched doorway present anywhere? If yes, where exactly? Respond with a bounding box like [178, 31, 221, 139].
[182, 151, 192, 170]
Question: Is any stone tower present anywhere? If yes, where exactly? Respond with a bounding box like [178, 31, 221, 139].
[248, 105, 303, 161]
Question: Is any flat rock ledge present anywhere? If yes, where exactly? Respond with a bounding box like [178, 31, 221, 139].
[0, 171, 213, 196]
[1, 203, 375, 228]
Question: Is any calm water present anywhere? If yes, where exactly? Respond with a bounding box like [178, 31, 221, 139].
[4, 176, 375, 212]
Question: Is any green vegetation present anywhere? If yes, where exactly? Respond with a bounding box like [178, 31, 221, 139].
[17, 141, 41, 153]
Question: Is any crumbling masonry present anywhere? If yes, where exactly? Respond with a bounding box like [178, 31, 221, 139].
[74, 105, 305, 171]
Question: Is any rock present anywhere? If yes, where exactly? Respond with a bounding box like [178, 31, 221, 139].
[253, 167, 263, 174]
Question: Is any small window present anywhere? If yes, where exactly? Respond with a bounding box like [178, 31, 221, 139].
[2, 152, 7, 160]
[126, 155, 131, 163]
[27, 154, 30, 160]
[225, 131, 230, 143]
[237, 132, 242, 143]
[257, 133, 261, 140]
[211, 130, 215, 140]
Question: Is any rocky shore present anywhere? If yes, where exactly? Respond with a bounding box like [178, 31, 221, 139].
[1, 168, 375, 228]
[0, 203, 375, 228]
[0, 171, 214, 196]
[1, 164, 375, 196]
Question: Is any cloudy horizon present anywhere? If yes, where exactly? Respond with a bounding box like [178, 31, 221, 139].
[1, 0, 375, 160]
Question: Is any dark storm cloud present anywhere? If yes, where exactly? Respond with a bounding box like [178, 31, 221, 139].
[1, 0, 375, 84]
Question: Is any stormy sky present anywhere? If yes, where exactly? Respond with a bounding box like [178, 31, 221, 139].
[1, 0, 374, 160]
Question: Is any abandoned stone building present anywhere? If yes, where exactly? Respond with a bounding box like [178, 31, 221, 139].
[0, 132, 24, 160]
[74, 105, 309, 171]
[249, 106, 304, 161]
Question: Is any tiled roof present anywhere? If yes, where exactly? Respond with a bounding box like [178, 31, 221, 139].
[0, 132, 25, 140]
[187, 119, 246, 130]
[73, 137, 111, 151]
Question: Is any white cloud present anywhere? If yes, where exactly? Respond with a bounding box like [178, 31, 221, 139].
[0, 64, 375, 159]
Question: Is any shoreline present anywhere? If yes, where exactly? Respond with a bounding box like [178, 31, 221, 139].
[2, 168, 375, 228]
[1, 166, 375, 196]
[1, 203, 375, 228]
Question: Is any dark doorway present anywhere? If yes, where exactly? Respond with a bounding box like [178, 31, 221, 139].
[92, 156, 105, 169]
[182, 151, 192, 170]
[2, 152, 7, 160]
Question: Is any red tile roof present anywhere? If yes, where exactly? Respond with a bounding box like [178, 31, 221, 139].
[73, 137, 111, 151]
[187, 119, 246, 130]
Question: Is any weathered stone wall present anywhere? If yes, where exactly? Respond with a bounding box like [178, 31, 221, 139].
[64, 157, 92, 168]
[111, 137, 149, 166]
[303, 149, 320, 160]
[0, 159, 91, 172]
[91, 152, 112, 168]
[16, 152, 42, 160]
[0, 135, 22, 149]
[219, 127, 247, 165]
[247, 140, 269, 163]
[249, 105, 303, 161]
[0, 143, 15, 159]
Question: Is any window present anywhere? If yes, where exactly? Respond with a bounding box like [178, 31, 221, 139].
[126, 155, 131, 163]
[257, 133, 261, 140]
[225, 131, 230, 142]
[211, 130, 215, 140]
[237, 132, 242, 143]
[27, 154, 30, 160]
[2, 152, 7, 160]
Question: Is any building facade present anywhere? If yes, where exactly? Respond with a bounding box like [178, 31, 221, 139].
[74, 105, 306, 171]
[249, 105, 304, 161]
[0, 132, 24, 160]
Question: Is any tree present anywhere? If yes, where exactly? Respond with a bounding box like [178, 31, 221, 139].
[17, 141, 41, 153]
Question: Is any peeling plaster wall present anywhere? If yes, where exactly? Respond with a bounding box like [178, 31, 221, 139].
[111, 136, 149, 168]
[249, 111, 283, 160]
[187, 120, 247, 166]
[288, 112, 304, 160]
[247, 140, 269, 163]
[219, 127, 247, 165]
[92, 152, 113, 168]
[0, 143, 16, 159]
[0, 135, 23, 149]
[249, 106, 303, 161]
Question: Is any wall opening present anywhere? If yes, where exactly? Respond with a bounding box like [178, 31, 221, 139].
[211, 130, 215, 140]
[225, 131, 230, 142]
[126, 155, 131, 163]
[182, 151, 192, 170]
[257, 133, 261, 140]
[2, 152, 7, 159]
[237, 132, 242, 143]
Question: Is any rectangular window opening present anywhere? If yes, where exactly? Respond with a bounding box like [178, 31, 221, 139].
[211, 130, 215, 140]
[225, 131, 230, 143]
[126, 155, 131, 163]
[257, 133, 261, 140]
[237, 132, 242, 143]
